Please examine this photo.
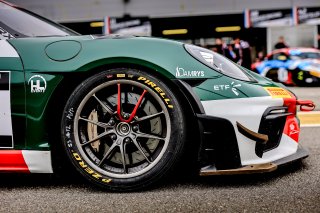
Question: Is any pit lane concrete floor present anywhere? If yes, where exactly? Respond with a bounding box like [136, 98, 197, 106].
[0, 87, 319, 212]
[293, 87, 320, 127]
[0, 127, 318, 212]
[299, 111, 320, 127]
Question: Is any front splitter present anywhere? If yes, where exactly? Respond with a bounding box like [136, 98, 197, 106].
[199, 146, 308, 176]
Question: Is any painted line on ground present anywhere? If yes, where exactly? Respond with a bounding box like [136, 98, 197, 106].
[298, 111, 320, 127]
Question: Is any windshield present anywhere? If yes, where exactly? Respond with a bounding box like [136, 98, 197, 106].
[290, 51, 320, 60]
[0, 2, 78, 38]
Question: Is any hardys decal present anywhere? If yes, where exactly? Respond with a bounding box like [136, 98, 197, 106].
[175, 66, 205, 78]
[213, 81, 242, 96]
[264, 87, 292, 99]
[28, 75, 47, 93]
[0, 71, 13, 148]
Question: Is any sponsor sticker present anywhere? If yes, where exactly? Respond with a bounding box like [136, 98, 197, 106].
[264, 87, 292, 98]
[283, 117, 300, 142]
[213, 81, 242, 96]
[28, 75, 47, 93]
[117, 74, 126, 78]
[175, 66, 204, 78]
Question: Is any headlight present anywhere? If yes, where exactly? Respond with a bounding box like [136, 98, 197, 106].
[184, 44, 254, 81]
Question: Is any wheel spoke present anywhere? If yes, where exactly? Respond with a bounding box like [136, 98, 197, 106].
[138, 97, 148, 112]
[79, 117, 110, 129]
[117, 83, 148, 123]
[128, 151, 133, 166]
[81, 129, 114, 146]
[92, 94, 114, 115]
[127, 89, 147, 122]
[132, 111, 164, 123]
[117, 83, 123, 120]
[98, 139, 119, 167]
[74, 78, 171, 178]
[136, 131, 165, 141]
[119, 142, 127, 174]
[141, 142, 154, 161]
[132, 139, 151, 163]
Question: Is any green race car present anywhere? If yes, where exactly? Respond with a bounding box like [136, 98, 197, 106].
[0, 1, 315, 191]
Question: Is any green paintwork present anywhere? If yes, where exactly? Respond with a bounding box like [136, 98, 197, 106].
[11, 71, 26, 149]
[25, 73, 63, 150]
[45, 40, 82, 61]
[9, 36, 218, 78]
[0, 58, 23, 71]
[194, 71, 280, 101]
[194, 78, 271, 100]
[5, 35, 283, 150]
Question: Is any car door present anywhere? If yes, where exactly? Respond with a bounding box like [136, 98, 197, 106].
[0, 39, 26, 149]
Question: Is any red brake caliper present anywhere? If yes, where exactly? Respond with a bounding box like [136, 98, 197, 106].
[117, 83, 147, 123]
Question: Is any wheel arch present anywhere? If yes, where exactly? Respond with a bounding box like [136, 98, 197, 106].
[76, 57, 175, 79]
[47, 62, 202, 172]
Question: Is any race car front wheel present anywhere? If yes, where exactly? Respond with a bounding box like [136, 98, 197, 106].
[61, 68, 186, 191]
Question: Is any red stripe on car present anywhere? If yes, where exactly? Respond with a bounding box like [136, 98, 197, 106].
[283, 93, 299, 142]
[0, 150, 30, 173]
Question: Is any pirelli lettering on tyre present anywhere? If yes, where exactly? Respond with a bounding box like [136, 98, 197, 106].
[137, 76, 173, 108]
[72, 152, 112, 183]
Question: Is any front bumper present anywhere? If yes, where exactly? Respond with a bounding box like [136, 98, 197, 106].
[197, 111, 309, 173]
[200, 145, 308, 176]
[273, 145, 309, 166]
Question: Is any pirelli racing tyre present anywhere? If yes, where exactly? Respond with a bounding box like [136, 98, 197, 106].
[61, 69, 186, 191]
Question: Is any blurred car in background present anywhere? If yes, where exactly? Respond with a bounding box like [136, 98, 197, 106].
[252, 48, 320, 86]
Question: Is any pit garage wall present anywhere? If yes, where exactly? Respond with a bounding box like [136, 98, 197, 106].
[8, 0, 320, 22]
[267, 25, 318, 53]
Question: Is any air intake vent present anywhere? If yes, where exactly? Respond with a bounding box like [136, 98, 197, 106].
[256, 106, 290, 157]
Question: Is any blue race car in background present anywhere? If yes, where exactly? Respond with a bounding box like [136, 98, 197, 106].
[252, 48, 320, 86]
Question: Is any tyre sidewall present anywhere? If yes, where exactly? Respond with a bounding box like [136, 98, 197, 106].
[61, 69, 186, 190]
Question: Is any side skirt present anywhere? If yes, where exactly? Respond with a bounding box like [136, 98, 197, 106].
[0, 150, 53, 173]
